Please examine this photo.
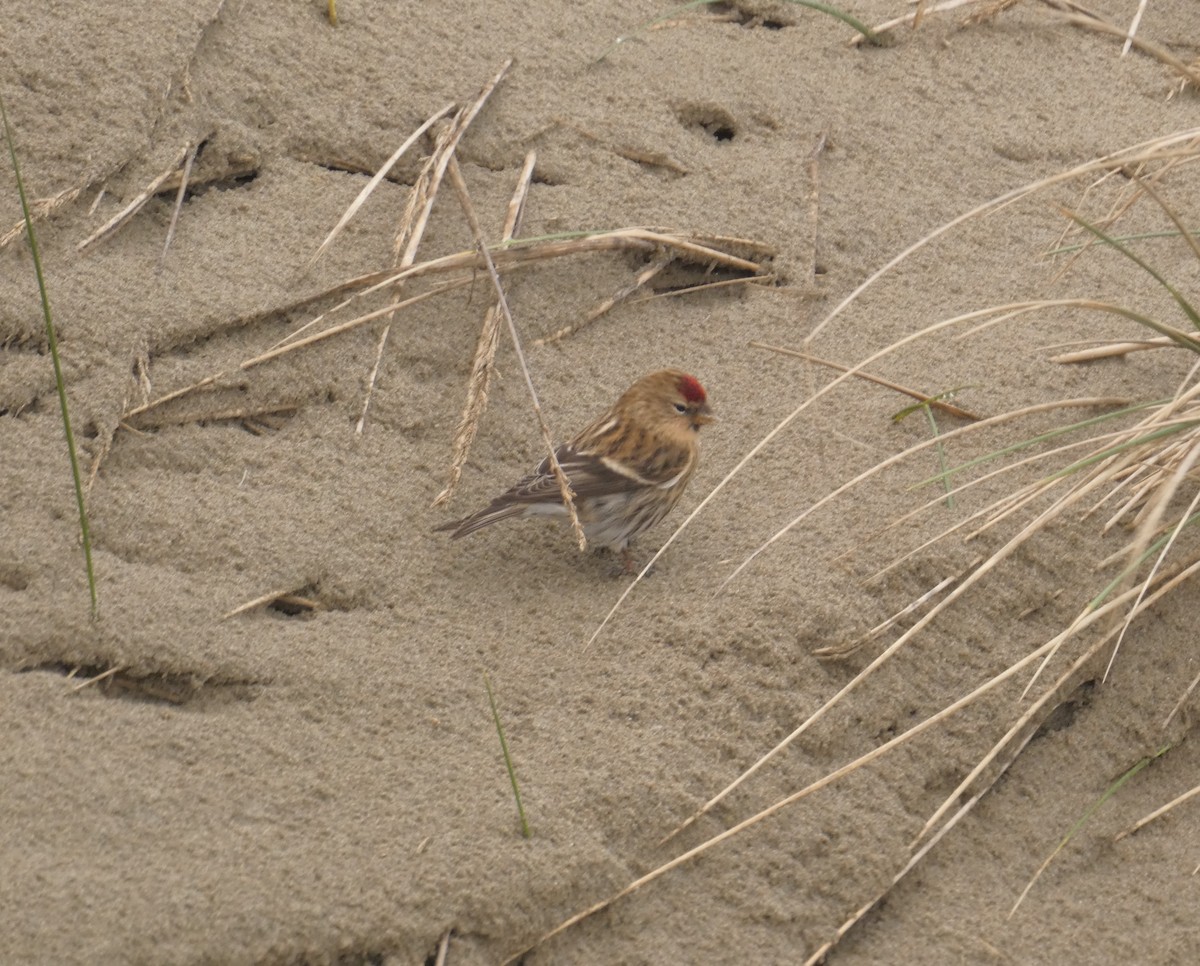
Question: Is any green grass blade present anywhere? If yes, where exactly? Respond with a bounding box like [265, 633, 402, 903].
[894, 397, 959, 508]
[484, 673, 531, 838]
[1064, 208, 1200, 333]
[1046, 419, 1200, 483]
[914, 399, 1168, 489]
[0, 92, 97, 618]
[1045, 228, 1200, 257]
[1084, 303, 1200, 353]
[922, 405, 954, 509]
[1012, 745, 1170, 916]
[1087, 508, 1200, 610]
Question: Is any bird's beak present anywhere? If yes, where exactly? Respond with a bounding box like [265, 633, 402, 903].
[694, 403, 716, 426]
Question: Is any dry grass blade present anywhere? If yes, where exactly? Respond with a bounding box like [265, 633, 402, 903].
[434, 151, 536, 506]
[397, 59, 511, 269]
[308, 101, 456, 266]
[806, 128, 1200, 344]
[123, 229, 764, 426]
[804, 785, 989, 966]
[77, 141, 192, 252]
[1049, 336, 1174, 363]
[860, 410, 1142, 584]
[0, 182, 85, 249]
[632, 272, 776, 305]
[534, 257, 670, 346]
[122, 284, 461, 423]
[916, 559, 1200, 849]
[319, 227, 764, 299]
[445, 156, 587, 550]
[663, 399, 1146, 843]
[1114, 783, 1200, 842]
[222, 587, 312, 619]
[657, 561, 1200, 960]
[721, 303, 1090, 594]
[730, 295, 1196, 595]
[67, 665, 125, 693]
[1100, 442, 1200, 680]
[1165, 665, 1200, 727]
[751, 340, 982, 420]
[1058, 10, 1200, 87]
[240, 286, 454, 371]
[1121, 0, 1148, 56]
[851, 0, 980, 45]
[433, 929, 451, 966]
[160, 140, 199, 266]
[1010, 745, 1166, 918]
[1127, 167, 1200, 267]
[358, 60, 511, 432]
[813, 564, 973, 660]
[518, 603, 1104, 963]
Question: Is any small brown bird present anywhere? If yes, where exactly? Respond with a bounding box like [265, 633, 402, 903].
[437, 369, 714, 570]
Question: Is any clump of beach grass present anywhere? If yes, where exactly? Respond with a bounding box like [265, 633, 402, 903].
[516, 128, 1200, 964]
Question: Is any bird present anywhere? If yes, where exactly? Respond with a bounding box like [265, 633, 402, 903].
[436, 369, 714, 571]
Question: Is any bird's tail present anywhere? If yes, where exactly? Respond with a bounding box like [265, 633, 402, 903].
[434, 502, 527, 539]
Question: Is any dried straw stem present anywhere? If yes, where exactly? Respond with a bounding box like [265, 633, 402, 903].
[752, 341, 981, 420]
[357, 60, 512, 432]
[0, 183, 85, 249]
[434, 150, 536, 506]
[77, 141, 193, 252]
[308, 101, 456, 266]
[444, 155, 587, 549]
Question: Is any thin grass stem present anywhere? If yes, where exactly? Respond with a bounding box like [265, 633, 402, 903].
[1, 92, 97, 617]
[484, 673, 530, 838]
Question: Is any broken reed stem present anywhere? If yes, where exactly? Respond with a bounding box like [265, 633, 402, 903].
[77, 141, 192, 251]
[356, 59, 511, 433]
[160, 139, 199, 266]
[1049, 336, 1175, 364]
[222, 587, 300, 620]
[751, 341, 981, 420]
[122, 282, 465, 422]
[119, 223, 765, 425]
[534, 258, 669, 346]
[445, 155, 587, 550]
[0, 183, 85, 250]
[435, 150, 536, 506]
[1114, 782, 1200, 842]
[309, 101, 456, 266]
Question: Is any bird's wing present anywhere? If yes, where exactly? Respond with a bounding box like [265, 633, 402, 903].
[509, 443, 654, 503]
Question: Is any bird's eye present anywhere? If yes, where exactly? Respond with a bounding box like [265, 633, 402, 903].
[673, 402, 687, 413]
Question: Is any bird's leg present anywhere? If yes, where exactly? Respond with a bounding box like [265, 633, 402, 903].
[620, 548, 655, 577]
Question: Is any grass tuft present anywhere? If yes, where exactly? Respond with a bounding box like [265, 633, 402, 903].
[1, 91, 97, 618]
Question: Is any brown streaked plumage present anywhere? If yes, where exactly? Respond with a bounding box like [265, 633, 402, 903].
[436, 369, 714, 569]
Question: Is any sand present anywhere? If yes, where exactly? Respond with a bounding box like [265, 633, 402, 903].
[3, 1, 1200, 963]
